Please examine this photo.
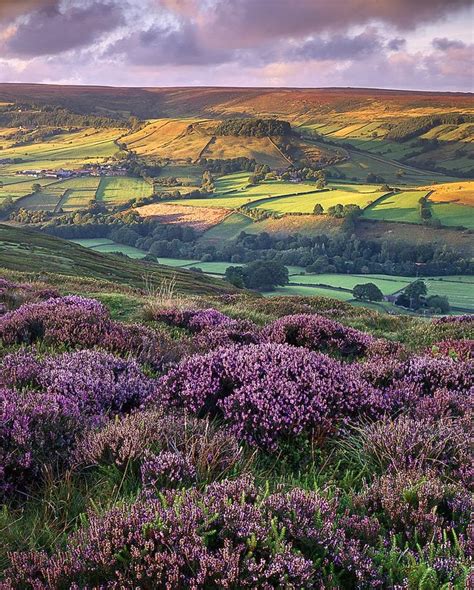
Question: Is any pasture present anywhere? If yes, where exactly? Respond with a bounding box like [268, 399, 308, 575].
[363, 190, 429, 223]
[199, 212, 254, 242]
[0, 128, 123, 172]
[71, 238, 148, 259]
[96, 177, 153, 204]
[249, 185, 387, 215]
[430, 202, 474, 230]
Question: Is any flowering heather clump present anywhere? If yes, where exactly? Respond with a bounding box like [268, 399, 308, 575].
[74, 410, 243, 483]
[261, 314, 375, 358]
[0, 295, 173, 368]
[429, 338, 473, 360]
[352, 415, 472, 477]
[0, 387, 82, 499]
[192, 321, 260, 352]
[433, 314, 473, 325]
[0, 350, 41, 389]
[0, 296, 110, 347]
[5, 476, 381, 589]
[155, 343, 384, 450]
[141, 450, 196, 488]
[0, 278, 60, 313]
[37, 350, 155, 418]
[356, 470, 472, 547]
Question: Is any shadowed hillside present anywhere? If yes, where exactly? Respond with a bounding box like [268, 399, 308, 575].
[0, 224, 235, 295]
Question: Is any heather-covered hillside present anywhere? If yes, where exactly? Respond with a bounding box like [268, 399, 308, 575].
[0, 271, 472, 589]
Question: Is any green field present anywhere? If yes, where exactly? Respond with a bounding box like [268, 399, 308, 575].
[424, 277, 474, 311]
[96, 177, 153, 204]
[199, 212, 254, 242]
[430, 202, 474, 230]
[0, 128, 123, 173]
[266, 285, 355, 300]
[290, 273, 411, 294]
[250, 186, 386, 214]
[71, 238, 148, 259]
[363, 190, 429, 223]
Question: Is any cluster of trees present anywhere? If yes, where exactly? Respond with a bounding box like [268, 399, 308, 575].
[385, 113, 474, 142]
[395, 280, 450, 313]
[0, 104, 127, 129]
[214, 118, 292, 137]
[225, 260, 289, 291]
[199, 157, 258, 174]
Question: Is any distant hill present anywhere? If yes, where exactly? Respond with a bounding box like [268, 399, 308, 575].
[0, 84, 472, 120]
[0, 224, 235, 295]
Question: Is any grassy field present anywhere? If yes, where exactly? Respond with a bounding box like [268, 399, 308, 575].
[249, 185, 387, 214]
[96, 177, 153, 204]
[266, 285, 355, 300]
[199, 212, 254, 242]
[430, 202, 474, 230]
[71, 238, 148, 259]
[290, 273, 411, 294]
[423, 181, 474, 206]
[363, 190, 430, 223]
[0, 128, 123, 172]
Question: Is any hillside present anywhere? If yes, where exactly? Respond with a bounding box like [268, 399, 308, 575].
[0, 224, 235, 295]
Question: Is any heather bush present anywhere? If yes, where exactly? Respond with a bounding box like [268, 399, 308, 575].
[141, 450, 196, 488]
[0, 387, 82, 499]
[0, 350, 41, 389]
[355, 470, 472, 547]
[261, 313, 376, 358]
[74, 410, 244, 483]
[38, 350, 155, 418]
[0, 296, 174, 368]
[429, 339, 473, 360]
[155, 343, 385, 450]
[4, 476, 381, 589]
[0, 278, 60, 313]
[343, 415, 472, 479]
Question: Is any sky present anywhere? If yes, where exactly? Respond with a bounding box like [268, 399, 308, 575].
[0, 0, 473, 91]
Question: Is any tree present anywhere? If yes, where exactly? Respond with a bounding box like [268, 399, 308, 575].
[32, 183, 41, 193]
[396, 279, 427, 309]
[241, 260, 289, 291]
[426, 295, 450, 313]
[353, 283, 384, 302]
[225, 266, 245, 289]
[313, 203, 324, 215]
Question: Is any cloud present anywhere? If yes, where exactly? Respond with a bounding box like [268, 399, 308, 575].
[432, 37, 466, 51]
[109, 21, 233, 66]
[290, 29, 383, 61]
[0, 0, 58, 22]
[387, 37, 406, 51]
[4, 1, 125, 56]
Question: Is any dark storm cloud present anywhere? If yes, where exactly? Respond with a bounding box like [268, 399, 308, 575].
[5, 1, 125, 56]
[432, 37, 467, 51]
[387, 38, 406, 51]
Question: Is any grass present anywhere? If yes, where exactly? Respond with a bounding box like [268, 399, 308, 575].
[96, 177, 153, 204]
[265, 285, 355, 300]
[430, 202, 474, 230]
[249, 186, 386, 215]
[0, 224, 235, 295]
[0, 128, 123, 172]
[423, 181, 474, 206]
[363, 190, 430, 223]
[290, 273, 411, 295]
[199, 213, 254, 242]
[71, 238, 148, 259]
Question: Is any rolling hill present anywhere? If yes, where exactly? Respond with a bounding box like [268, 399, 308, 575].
[0, 224, 235, 295]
